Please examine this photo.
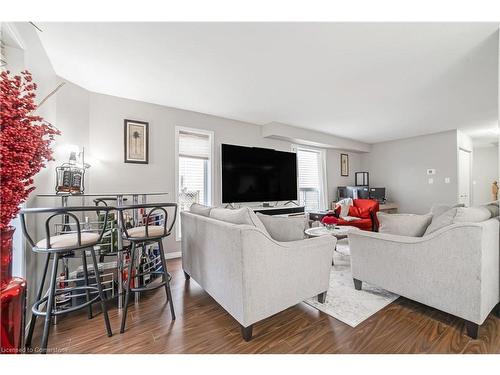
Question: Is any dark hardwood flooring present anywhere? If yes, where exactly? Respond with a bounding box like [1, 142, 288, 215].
[31, 258, 500, 354]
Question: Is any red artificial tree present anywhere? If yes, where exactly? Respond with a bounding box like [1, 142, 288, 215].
[1, 70, 60, 232]
[1, 70, 60, 353]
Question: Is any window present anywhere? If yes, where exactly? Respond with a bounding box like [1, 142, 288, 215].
[11, 211, 25, 277]
[294, 146, 327, 212]
[175, 127, 213, 239]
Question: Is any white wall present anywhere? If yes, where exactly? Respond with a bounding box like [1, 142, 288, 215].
[360, 130, 459, 214]
[472, 145, 499, 204]
[326, 149, 361, 207]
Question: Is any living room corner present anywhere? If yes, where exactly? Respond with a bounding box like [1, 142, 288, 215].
[2, 1, 500, 373]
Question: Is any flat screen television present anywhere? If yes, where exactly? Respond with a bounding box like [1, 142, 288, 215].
[221, 144, 297, 203]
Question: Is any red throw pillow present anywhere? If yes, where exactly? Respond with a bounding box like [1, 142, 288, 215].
[322, 216, 339, 225]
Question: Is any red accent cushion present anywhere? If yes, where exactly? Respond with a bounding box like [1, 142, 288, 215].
[321, 216, 339, 225]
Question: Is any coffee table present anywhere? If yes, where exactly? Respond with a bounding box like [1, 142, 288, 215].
[304, 225, 360, 265]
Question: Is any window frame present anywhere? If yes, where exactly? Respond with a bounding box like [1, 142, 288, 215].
[291, 144, 328, 212]
[175, 126, 214, 241]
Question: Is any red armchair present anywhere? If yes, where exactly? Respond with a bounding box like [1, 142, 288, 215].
[324, 199, 379, 231]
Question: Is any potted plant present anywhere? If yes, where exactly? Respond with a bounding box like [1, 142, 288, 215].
[1, 70, 60, 353]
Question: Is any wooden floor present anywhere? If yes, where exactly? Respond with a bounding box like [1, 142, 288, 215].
[32, 258, 500, 354]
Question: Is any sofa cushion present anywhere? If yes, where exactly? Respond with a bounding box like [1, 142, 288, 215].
[424, 206, 492, 236]
[424, 208, 458, 235]
[454, 206, 491, 223]
[430, 203, 464, 218]
[353, 205, 369, 219]
[210, 206, 269, 234]
[377, 212, 432, 237]
[189, 203, 213, 217]
[481, 201, 499, 218]
[347, 206, 363, 218]
[256, 213, 307, 241]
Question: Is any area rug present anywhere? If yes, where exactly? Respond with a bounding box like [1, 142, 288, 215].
[304, 239, 399, 327]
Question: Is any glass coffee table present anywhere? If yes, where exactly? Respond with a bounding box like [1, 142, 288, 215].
[304, 225, 360, 265]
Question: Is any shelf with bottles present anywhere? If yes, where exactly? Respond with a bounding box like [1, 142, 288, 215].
[53, 263, 115, 311]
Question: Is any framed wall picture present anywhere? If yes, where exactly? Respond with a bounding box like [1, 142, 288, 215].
[124, 119, 149, 164]
[340, 153, 349, 176]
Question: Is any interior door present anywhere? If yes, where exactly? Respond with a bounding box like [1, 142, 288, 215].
[458, 149, 471, 206]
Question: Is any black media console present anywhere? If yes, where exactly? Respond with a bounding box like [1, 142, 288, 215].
[252, 206, 305, 216]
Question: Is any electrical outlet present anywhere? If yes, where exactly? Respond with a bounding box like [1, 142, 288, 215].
[444, 177, 450, 184]
[428, 178, 434, 184]
[427, 169, 436, 175]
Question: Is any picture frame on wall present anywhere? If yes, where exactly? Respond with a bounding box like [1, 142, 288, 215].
[124, 119, 149, 164]
[340, 153, 349, 176]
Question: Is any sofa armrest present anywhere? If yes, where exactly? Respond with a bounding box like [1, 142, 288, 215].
[369, 210, 378, 232]
[238, 227, 336, 326]
[348, 219, 499, 324]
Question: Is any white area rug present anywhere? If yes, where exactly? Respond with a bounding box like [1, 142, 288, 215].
[304, 239, 399, 327]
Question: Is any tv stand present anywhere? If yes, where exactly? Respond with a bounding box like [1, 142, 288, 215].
[252, 205, 305, 216]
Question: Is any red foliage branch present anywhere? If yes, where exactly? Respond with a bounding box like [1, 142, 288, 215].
[0, 70, 60, 230]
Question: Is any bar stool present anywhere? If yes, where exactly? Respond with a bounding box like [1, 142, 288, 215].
[20, 206, 114, 354]
[117, 203, 177, 333]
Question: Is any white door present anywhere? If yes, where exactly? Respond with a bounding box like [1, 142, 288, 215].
[458, 149, 471, 206]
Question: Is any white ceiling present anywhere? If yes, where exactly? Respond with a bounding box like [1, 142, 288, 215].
[37, 22, 499, 144]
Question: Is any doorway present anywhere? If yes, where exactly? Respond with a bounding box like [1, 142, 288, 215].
[458, 148, 472, 206]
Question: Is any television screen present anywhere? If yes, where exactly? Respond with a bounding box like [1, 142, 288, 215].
[221, 144, 298, 203]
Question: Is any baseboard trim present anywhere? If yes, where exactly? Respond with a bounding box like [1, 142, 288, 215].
[166, 251, 182, 260]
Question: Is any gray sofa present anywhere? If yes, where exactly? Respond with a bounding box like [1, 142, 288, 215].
[181, 206, 335, 340]
[349, 204, 500, 338]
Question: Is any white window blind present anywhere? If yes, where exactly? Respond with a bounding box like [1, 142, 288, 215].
[177, 129, 213, 239]
[296, 147, 325, 212]
[179, 131, 211, 159]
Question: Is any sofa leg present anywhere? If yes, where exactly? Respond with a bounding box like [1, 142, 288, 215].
[183, 270, 190, 280]
[353, 278, 362, 290]
[465, 321, 479, 339]
[241, 325, 253, 341]
[494, 303, 500, 318]
[317, 291, 327, 303]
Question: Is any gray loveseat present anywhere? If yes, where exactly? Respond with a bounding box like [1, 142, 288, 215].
[349, 203, 500, 338]
[181, 205, 335, 340]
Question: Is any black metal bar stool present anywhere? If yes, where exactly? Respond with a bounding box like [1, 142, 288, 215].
[20, 206, 114, 354]
[116, 203, 177, 333]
